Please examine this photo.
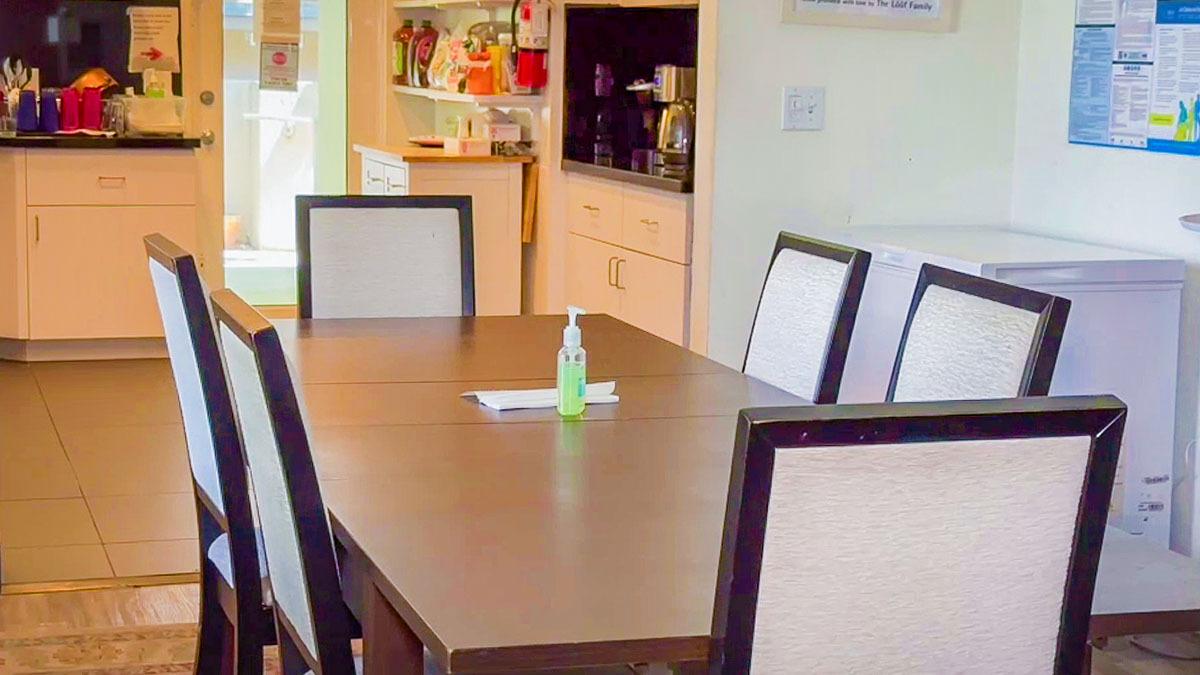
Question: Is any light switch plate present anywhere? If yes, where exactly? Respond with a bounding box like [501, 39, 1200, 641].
[782, 86, 825, 131]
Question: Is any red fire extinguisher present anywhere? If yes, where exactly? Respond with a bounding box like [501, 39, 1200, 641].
[511, 0, 549, 92]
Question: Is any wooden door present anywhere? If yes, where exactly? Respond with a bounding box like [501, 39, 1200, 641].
[183, 0, 224, 288]
[566, 234, 620, 317]
[28, 206, 198, 339]
[616, 249, 689, 346]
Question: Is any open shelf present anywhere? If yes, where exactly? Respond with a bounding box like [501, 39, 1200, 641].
[393, 0, 513, 9]
[392, 85, 544, 109]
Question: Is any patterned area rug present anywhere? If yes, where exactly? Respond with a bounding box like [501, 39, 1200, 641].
[0, 623, 281, 674]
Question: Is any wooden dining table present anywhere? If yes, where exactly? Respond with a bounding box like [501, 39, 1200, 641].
[279, 314, 806, 673]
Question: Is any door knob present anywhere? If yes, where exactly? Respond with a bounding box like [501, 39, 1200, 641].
[199, 90, 215, 106]
[200, 129, 216, 146]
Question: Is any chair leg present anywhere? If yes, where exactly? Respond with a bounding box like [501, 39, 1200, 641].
[195, 567, 233, 675]
[277, 615, 309, 675]
[233, 624, 265, 675]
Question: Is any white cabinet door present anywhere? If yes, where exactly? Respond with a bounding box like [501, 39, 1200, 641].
[28, 206, 197, 339]
[566, 234, 620, 317]
[384, 164, 409, 195]
[362, 158, 387, 195]
[616, 249, 689, 345]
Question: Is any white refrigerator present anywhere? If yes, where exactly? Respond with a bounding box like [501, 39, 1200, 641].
[813, 226, 1185, 546]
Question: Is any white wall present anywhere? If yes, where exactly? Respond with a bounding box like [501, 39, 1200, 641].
[707, 0, 1024, 367]
[1011, 1, 1200, 555]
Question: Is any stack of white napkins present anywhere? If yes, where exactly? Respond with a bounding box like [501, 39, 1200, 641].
[463, 381, 619, 411]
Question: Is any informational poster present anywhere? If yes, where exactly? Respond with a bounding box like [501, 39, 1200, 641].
[259, 0, 301, 42]
[1070, 0, 1200, 155]
[782, 0, 957, 32]
[260, 42, 299, 91]
[126, 6, 181, 73]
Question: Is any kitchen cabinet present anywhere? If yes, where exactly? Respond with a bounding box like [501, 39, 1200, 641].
[356, 145, 528, 316]
[565, 173, 693, 346]
[0, 147, 200, 360]
[28, 206, 197, 339]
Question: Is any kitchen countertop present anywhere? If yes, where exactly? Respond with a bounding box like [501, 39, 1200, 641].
[0, 135, 201, 149]
[354, 143, 534, 164]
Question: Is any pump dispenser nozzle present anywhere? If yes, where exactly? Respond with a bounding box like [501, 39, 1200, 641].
[564, 305, 586, 348]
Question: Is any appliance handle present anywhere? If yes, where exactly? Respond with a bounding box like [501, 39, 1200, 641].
[615, 258, 627, 290]
[607, 256, 618, 287]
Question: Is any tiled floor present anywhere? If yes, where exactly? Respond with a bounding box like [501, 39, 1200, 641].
[0, 358, 196, 585]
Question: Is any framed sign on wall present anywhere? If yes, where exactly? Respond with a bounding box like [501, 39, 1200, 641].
[782, 0, 960, 33]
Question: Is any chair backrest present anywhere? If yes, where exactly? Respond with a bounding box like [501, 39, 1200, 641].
[296, 194, 475, 319]
[888, 264, 1071, 402]
[743, 232, 871, 404]
[143, 234, 264, 609]
[712, 396, 1125, 674]
[211, 288, 354, 673]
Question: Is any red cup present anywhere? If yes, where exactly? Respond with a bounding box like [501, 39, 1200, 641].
[81, 87, 102, 130]
[60, 87, 80, 131]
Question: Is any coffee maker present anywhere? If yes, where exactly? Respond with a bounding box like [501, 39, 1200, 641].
[653, 65, 696, 181]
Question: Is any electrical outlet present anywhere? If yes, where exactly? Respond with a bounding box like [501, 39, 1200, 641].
[782, 86, 825, 131]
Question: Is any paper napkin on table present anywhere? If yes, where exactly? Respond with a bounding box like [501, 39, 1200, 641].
[463, 381, 619, 411]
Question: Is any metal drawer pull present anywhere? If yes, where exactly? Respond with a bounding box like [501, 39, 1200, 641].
[34, 215, 39, 242]
[640, 218, 660, 232]
[386, 182, 405, 191]
[582, 204, 600, 213]
[367, 175, 384, 184]
[97, 176, 127, 188]
[615, 258, 627, 290]
[607, 256, 618, 287]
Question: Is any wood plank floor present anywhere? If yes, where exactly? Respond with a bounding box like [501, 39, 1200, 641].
[0, 584, 1192, 673]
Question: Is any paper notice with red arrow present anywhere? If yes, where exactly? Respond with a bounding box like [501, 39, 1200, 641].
[127, 6, 180, 73]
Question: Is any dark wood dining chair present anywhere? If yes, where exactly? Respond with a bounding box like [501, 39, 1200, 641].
[711, 396, 1125, 674]
[743, 232, 870, 404]
[887, 263, 1071, 402]
[144, 234, 275, 674]
[211, 287, 367, 674]
[296, 195, 475, 320]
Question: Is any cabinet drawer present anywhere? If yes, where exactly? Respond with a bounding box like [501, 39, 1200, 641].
[26, 150, 197, 206]
[28, 205, 197, 339]
[567, 176, 622, 244]
[362, 158, 387, 195]
[621, 186, 692, 263]
[616, 249, 689, 346]
[384, 164, 408, 195]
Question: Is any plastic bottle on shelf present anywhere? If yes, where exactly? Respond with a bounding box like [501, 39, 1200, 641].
[408, 20, 439, 88]
[393, 20, 415, 85]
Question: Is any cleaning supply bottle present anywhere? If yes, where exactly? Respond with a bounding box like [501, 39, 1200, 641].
[557, 306, 587, 417]
[393, 20, 415, 85]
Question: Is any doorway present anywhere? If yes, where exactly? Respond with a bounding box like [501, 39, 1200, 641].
[219, 0, 346, 307]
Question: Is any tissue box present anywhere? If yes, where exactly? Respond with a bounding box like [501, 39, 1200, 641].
[444, 137, 491, 157]
[483, 123, 521, 142]
[126, 96, 186, 135]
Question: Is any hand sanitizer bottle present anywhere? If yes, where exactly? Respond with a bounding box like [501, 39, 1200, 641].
[557, 306, 587, 417]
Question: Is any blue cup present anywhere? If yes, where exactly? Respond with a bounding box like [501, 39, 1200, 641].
[16, 90, 37, 132]
[38, 89, 59, 133]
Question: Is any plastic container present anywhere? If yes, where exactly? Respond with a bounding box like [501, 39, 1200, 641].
[16, 90, 38, 132]
[38, 89, 59, 133]
[60, 87, 80, 131]
[557, 306, 587, 417]
[81, 87, 103, 130]
[394, 20, 415, 85]
[466, 52, 495, 95]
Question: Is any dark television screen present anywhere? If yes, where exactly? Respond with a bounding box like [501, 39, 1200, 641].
[0, 0, 182, 93]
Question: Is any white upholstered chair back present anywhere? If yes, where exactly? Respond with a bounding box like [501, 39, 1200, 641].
[714, 397, 1125, 674]
[743, 233, 870, 404]
[297, 195, 474, 319]
[148, 255, 224, 513]
[889, 264, 1070, 403]
[212, 288, 354, 672]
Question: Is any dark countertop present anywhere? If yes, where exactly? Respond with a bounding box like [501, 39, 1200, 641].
[562, 159, 693, 193]
[0, 135, 201, 149]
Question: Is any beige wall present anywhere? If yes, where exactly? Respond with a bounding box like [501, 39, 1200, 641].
[705, 0, 1023, 367]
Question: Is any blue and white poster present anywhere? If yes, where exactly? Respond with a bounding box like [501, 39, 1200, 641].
[1070, 0, 1200, 155]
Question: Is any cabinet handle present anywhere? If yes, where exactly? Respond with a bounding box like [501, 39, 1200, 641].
[34, 215, 39, 243]
[386, 181, 404, 191]
[366, 175, 384, 184]
[615, 258, 627, 290]
[640, 218, 660, 233]
[607, 256, 618, 287]
[97, 176, 127, 188]
[582, 204, 600, 213]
